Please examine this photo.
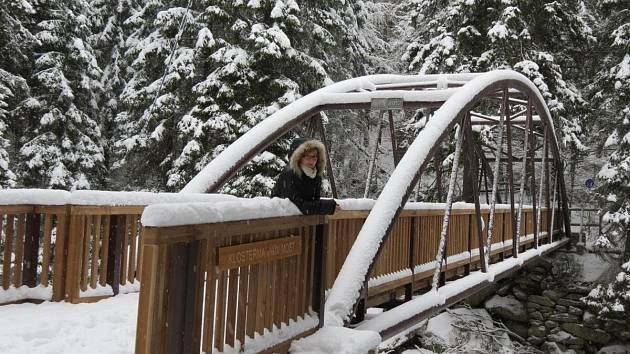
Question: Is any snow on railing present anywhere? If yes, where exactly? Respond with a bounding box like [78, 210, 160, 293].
[0, 188, 237, 305]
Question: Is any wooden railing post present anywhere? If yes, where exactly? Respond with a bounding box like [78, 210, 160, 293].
[405, 216, 416, 301]
[22, 212, 41, 287]
[107, 215, 125, 296]
[52, 208, 69, 301]
[313, 223, 328, 327]
[136, 235, 205, 354]
[168, 240, 205, 353]
[65, 212, 84, 302]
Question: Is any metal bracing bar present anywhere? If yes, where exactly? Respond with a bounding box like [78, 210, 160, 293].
[464, 113, 488, 273]
[536, 130, 547, 239]
[388, 110, 400, 166]
[432, 120, 465, 291]
[315, 113, 338, 199]
[504, 90, 518, 256]
[484, 95, 529, 106]
[510, 109, 527, 120]
[486, 157, 547, 162]
[528, 100, 539, 248]
[506, 123, 545, 138]
[550, 169, 558, 242]
[480, 152, 491, 203]
[374, 81, 438, 90]
[470, 111, 498, 121]
[545, 136, 552, 239]
[364, 112, 384, 198]
[481, 142, 516, 159]
[515, 102, 530, 255]
[485, 90, 506, 270]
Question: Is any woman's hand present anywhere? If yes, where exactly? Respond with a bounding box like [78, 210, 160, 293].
[335, 203, 342, 213]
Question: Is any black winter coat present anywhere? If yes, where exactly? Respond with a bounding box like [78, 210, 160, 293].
[271, 168, 336, 215]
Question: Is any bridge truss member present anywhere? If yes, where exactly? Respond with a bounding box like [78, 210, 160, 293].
[272, 138, 341, 215]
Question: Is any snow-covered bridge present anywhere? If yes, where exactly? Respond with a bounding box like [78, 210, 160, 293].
[0, 70, 572, 353]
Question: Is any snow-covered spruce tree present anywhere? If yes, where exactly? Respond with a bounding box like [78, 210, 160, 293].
[593, 0, 630, 261]
[115, 0, 208, 191]
[0, 71, 20, 188]
[584, 261, 630, 338]
[0, 0, 38, 188]
[18, 0, 105, 190]
[117, 0, 370, 195]
[89, 0, 135, 189]
[400, 0, 593, 155]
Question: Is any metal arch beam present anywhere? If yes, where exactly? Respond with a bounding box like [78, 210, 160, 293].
[179, 70, 572, 327]
[324, 72, 571, 326]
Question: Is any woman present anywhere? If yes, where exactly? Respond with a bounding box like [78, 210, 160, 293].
[272, 138, 340, 215]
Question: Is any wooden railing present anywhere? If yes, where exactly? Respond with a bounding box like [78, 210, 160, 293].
[64, 206, 144, 303]
[0, 203, 144, 304]
[136, 204, 563, 354]
[327, 207, 559, 308]
[0, 190, 234, 305]
[136, 215, 326, 354]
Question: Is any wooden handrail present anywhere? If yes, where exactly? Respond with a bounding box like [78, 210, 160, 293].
[0, 203, 147, 304]
[134, 205, 560, 354]
[136, 214, 326, 354]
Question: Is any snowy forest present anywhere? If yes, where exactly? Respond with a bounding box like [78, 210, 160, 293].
[0, 0, 629, 352]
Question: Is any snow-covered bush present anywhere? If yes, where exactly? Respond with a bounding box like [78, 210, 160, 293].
[584, 261, 630, 326]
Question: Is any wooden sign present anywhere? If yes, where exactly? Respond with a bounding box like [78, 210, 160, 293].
[218, 236, 302, 270]
[370, 97, 403, 110]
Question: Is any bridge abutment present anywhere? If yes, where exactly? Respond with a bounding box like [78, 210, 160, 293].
[476, 251, 623, 354]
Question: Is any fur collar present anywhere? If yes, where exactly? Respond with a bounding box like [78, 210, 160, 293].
[289, 139, 327, 177]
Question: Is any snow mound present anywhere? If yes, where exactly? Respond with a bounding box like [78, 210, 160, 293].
[290, 326, 381, 354]
[421, 307, 514, 354]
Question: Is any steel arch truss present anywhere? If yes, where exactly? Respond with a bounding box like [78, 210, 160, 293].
[183, 70, 572, 330]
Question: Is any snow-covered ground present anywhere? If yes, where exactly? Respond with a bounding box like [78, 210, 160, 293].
[0, 293, 138, 354]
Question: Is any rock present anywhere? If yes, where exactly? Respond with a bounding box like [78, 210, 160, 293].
[543, 289, 565, 301]
[528, 302, 553, 313]
[465, 284, 497, 307]
[564, 293, 585, 301]
[568, 306, 583, 316]
[530, 311, 544, 321]
[548, 313, 579, 323]
[558, 298, 586, 308]
[497, 283, 512, 296]
[529, 273, 544, 282]
[545, 320, 559, 329]
[562, 323, 611, 344]
[602, 318, 627, 333]
[516, 278, 541, 292]
[528, 336, 545, 346]
[484, 295, 528, 323]
[567, 344, 585, 353]
[547, 330, 585, 346]
[513, 286, 529, 301]
[529, 295, 556, 307]
[529, 326, 547, 338]
[582, 311, 599, 328]
[504, 320, 529, 340]
[533, 266, 548, 274]
[566, 284, 591, 295]
[549, 327, 561, 334]
[618, 330, 630, 340]
[598, 344, 630, 354]
[556, 305, 568, 312]
[585, 343, 599, 354]
[528, 257, 553, 271]
[542, 341, 574, 354]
